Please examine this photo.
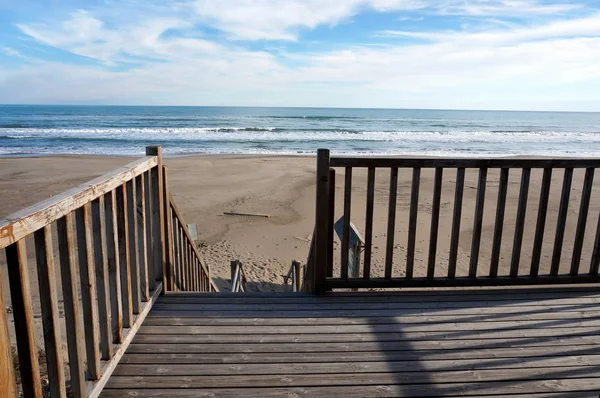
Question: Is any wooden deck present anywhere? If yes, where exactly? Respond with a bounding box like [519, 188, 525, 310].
[102, 287, 600, 397]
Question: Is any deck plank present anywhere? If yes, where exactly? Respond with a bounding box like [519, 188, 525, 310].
[105, 366, 600, 388]
[113, 354, 600, 375]
[120, 345, 600, 364]
[100, 383, 600, 398]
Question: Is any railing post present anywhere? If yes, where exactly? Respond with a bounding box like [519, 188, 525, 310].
[327, 169, 335, 280]
[314, 149, 330, 295]
[146, 146, 167, 292]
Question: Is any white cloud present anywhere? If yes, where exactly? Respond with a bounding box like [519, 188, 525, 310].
[1, 47, 25, 58]
[433, 0, 582, 16]
[380, 12, 600, 44]
[188, 0, 581, 41]
[190, 0, 424, 40]
[17, 10, 194, 63]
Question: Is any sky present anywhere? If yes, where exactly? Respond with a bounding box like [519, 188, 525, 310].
[0, 0, 599, 111]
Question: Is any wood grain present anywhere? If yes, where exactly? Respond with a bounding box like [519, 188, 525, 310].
[406, 167, 420, 279]
[6, 239, 42, 398]
[33, 226, 66, 398]
[75, 204, 102, 380]
[57, 214, 86, 397]
[448, 167, 465, 279]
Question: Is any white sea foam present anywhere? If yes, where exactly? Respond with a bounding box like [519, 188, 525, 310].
[1, 127, 600, 157]
[1, 127, 599, 141]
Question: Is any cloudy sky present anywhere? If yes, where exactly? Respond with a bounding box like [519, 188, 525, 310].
[0, 0, 599, 110]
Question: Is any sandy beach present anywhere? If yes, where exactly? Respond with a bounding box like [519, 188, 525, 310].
[2, 154, 599, 295]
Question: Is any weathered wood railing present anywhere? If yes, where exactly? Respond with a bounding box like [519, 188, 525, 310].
[168, 190, 216, 293]
[308, 149, 600, 294]
[0, 146, 214, 398]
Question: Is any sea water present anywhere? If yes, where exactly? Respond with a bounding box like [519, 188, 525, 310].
[1, 105, 599, 157]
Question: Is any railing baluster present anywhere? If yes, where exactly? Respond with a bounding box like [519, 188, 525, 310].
[34, 226, 66, 397]
[181, 227, 187, 290]
[92, 197, 113, 360]
[57, 214, 86, 397]
[187, 244, 192, 291]
[571, 168, 595, 276]
[490, 168, 509, 278]
[427, 167, 443, 279]
[75, 204, 102, 380]
[327, 169, 336, 279]
[6, 239, 43, 398]
[136, 174, 149, 301]
[180, 222, 185, 291]
[201, 260, 205, 291]
[341, 167, 352, 280]
[191, 253, 196, 292]
[172, 216, 179, 290]
[105, 190, 123, 343]
[184, 227, 190, 290]
[192, 246, 198, 291]
[590, 210, 600, 275]
[91, 197, 112, 359]
[116, 184, 133, 328]
[406, 167, 420, 279]
[0, 272, 17, 398]
[530, 168, 552, 276]
[363, 167, 375, 279]
[126, 179, 141, 314]
[183, 236, 189, 291]
[144, 170, 156, 291]
[448, 167, 465, 279]
[510, 168, 531, 277]
[385, 167, 399, 279]
[195, 248, 200, 291]
[551, 168, 574, 276]
[188, 242, 198, 291]
[469, 168, 488, 278]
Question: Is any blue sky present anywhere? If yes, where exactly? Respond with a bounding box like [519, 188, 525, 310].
[1, 0, 599, 110]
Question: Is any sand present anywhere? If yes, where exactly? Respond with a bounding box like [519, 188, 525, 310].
[1, 154, 600, 347]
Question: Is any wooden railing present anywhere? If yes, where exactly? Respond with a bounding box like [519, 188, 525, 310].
[167, 191, 217, 293]
[308, 149, 600, 294]
[0, 146, 214, 398]
[230, 260, 247, 292]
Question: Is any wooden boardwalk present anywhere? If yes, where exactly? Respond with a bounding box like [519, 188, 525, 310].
[102, 287, 600, 397]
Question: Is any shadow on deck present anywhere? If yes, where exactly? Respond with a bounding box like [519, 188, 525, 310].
[101, 286, 600, 397]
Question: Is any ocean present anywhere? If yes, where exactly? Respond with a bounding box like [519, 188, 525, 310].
[1, 105, 599, 157]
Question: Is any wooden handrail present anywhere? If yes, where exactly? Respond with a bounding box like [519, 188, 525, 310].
[0, 156, 158, 250]
[330, 157, 600, 169]
[307, 149, 600, 292]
